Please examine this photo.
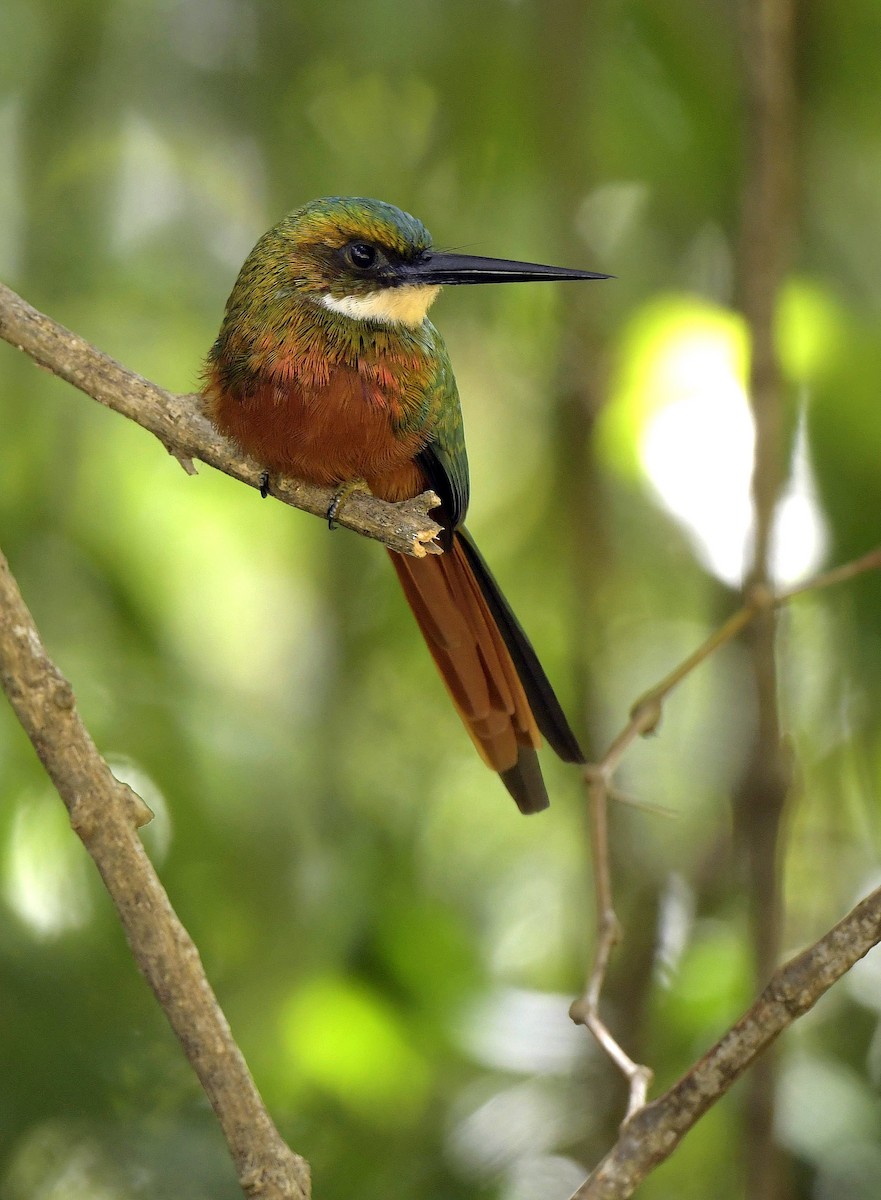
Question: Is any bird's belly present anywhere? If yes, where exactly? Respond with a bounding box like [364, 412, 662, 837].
[207, 368, 427, 496]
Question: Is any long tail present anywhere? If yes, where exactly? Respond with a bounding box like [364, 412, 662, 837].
[388, 528, 585, 813]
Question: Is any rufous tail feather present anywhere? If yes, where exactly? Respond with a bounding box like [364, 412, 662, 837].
[388, 530, 584, 813]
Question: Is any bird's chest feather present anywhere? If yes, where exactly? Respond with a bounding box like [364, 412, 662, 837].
[206, 354, 433, 491]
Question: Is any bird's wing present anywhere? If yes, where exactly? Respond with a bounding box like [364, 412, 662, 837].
[415, 336, 470, 547]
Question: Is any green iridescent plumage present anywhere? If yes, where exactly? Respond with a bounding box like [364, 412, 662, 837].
[205, 196, 601, 811]
[207, 196, 470, 524]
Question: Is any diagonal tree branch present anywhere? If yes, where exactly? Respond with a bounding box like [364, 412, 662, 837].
[4, 277, 881, 1199]
[569, 542, 881, 1184]
[0, 281, 442, 558]
[570, 881, 881, 1199]
[0, 546, 310, 1200]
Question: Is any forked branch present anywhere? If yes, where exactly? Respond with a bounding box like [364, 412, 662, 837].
[569, 547, 881, 1193]
[6, 281, 881, 1200]
[570, 881, 881, 1199]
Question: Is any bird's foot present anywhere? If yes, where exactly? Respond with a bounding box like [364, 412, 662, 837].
[326, 478, 372, 529]
[259, 471, 272, 499]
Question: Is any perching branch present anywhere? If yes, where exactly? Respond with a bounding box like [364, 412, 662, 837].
[570, 881, 881, 1199]
[0, 281, 442, 558]
[0, 547, 310, 1200]
[7, 269, 877, 1199]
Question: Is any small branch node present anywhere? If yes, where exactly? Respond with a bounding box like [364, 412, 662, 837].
[68, 797, 97, 840]
[628, 692, 664, 737]
[599, 907, 623, 947]
[119, 780, 155, 829]
[745, 579, 776, 612]
[50, 675, 76, 711]
[623, 1065, 654, 1121]
[583, 761, 609, 789]
[173, 452, 199, 477]
[569, 996, 590, 1026]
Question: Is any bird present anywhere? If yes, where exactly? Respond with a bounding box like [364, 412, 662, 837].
[203, 196, 609, 813]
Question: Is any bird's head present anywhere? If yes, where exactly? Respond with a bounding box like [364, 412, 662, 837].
[238, 196, 610, 330]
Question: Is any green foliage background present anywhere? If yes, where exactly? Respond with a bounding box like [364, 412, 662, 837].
[2, 2, 881, 1197]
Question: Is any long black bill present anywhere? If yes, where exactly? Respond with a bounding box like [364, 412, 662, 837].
[398, 251, 612, 286]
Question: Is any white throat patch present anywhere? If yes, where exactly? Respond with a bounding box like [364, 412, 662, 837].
[320, 284, 441, 328]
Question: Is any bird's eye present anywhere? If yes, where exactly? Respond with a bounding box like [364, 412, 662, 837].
[346, 242, 377, 269]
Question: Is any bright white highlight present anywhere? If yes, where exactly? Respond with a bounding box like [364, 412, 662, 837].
[321, 284, 440, 328]
[641, 364, 753, 585]
[3, 793, 94, 937]
[773, 415, 828, 585]
[639, 327, 826, 586]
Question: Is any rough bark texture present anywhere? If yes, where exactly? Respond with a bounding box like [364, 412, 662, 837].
[0, 282, 442, 558]
[570, 883, 881, 1199]
[0, 548, 310, 1200]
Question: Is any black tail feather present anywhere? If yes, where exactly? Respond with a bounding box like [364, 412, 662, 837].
[456, 528, 586, 764]
[501, 746, 551, 813]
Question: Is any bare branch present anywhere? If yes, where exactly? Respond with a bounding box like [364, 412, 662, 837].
[569, 882, 881, 1199]
[571, 543, 881, 1135]
[0, 547, 310, 1200]
[569, 710, 660, 1117]
[570, 777, 653, 1117]
[0, 281, 442, 558]
[736, 0, 798, 1187]
[778, 546, 881, 603]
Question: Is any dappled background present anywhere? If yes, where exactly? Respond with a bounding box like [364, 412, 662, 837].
[2, 1, 881, 1197]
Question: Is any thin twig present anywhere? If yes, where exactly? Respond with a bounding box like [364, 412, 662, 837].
[568, 882, 881, 1200]
[778, 546, 881, 603]
[570, 767, 653, 1117]
[0, 548, 310, 1200]
[6, 275, 881, 1199]
[628, 603, 760, 733]
[0, 281, 442, 558]
[569, 703, 662, 1117]
[571, 544, 881, 1120]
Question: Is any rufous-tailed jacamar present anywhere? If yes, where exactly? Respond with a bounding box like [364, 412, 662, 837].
[204, 197, 608, 813]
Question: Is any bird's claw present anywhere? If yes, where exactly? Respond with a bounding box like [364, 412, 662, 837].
[259, 471, 271, 499]
[326, 479, 372, 529]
